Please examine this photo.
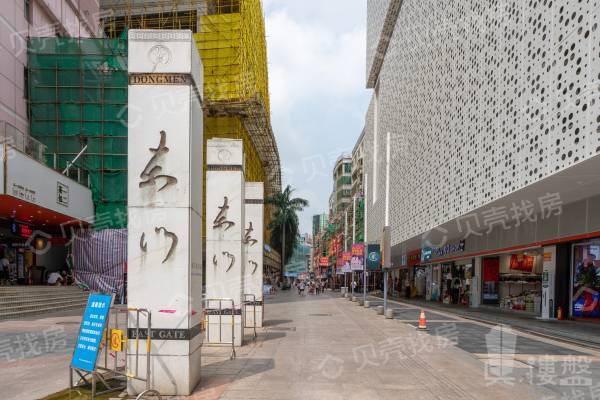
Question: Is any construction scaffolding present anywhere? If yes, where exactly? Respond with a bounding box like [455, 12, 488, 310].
[28, 37, 128, 228]
[101, 0, 281, 241]
[101, 0, 281, 198]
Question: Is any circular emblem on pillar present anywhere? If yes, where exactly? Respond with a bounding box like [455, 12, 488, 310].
[148, 44, 172, 71]
[218, 149, 232, 163]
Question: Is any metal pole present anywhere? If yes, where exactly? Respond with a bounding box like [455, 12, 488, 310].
[383, 131, 391, 312]
[384, 270, 388, 311]
[146, 311, 151, 391]
[363, 174, 368, 304]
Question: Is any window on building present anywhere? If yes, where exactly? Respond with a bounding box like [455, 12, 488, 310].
[207, 0, 241, 15]
[24, 66, 30, 120]
[344, 162, 352, 174]
[24, 0, 31, 24]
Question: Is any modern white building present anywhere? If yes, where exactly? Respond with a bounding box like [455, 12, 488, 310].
[363, 0, 600, 320]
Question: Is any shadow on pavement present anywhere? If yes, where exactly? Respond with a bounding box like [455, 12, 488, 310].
[194, 357, 275, 392]
[258, 331, 287, 342]
[263, 319, 293, 327]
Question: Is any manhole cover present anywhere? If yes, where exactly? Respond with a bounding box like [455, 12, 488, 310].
[309, 313, 332, 317]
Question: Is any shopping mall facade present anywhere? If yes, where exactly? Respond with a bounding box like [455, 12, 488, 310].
[363, 0, 600, 320]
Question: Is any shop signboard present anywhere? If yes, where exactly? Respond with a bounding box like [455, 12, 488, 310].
[319, 256, 329, 267]
[421, 247, 433, 263]
[336, 256, 344, 275]
[432, 240, 465, 257]
[407, 250, 421, 267]
[366, 244, 381, 270]
[571, 241, 600, 318]
[5, 150, 93, 220]
[351, 244, 364, 271]
[71, 293, 113, 372]
[11, 223, 32, 238]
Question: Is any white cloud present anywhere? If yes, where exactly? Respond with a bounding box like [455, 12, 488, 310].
[266, 11, 366, 115]
[264, 1, 371, 234]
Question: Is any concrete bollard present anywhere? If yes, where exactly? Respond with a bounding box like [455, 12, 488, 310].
[357, 299, 364, 306]
[376, 305, 384, 315]
[364, 300, 370, 308]
[352, 296, 357, 302]
[385, 308, 394, 319]
[347, 295, 353, 301]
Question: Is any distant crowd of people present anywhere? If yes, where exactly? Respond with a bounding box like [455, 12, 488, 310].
[295, 279, 325, 296]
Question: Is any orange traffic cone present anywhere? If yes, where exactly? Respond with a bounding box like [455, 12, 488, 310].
[418, 310, 427, 330]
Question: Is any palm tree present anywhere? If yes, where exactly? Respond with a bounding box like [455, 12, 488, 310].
[265, 185, 309, 268]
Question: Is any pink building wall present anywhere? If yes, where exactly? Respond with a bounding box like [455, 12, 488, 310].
[0, 0, 99, 135]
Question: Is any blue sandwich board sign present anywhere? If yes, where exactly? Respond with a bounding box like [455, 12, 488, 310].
[70, 293, 113, 372]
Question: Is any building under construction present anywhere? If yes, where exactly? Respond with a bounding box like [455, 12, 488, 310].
[101, 0, 281, 239]
[27, 0, 282, 274]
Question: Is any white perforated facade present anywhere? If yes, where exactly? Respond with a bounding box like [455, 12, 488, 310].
[364, 0, 600, 248]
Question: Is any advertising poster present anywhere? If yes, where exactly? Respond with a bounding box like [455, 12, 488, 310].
[351, 244, 364, 271]
[336, 256, 344, 275]
[342, 251, 352, 273]
[510, 254, 535, 273]
[366, 244, 381, 270]
[482, 258, 499, 303]
[572, 243, 600, 318]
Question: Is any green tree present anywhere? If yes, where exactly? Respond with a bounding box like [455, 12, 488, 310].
[266, 185, 309, 268]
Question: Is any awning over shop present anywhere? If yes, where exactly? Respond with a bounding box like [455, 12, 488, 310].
[0, 145, 94, 228]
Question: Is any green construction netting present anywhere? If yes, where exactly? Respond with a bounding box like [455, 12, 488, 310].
[28, 37, 128, 228]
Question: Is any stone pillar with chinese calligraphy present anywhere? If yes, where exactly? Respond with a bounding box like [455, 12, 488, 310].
[126, 29, 203, 396]
[205, 139, 245, 347]
[244, 182, 264, 328]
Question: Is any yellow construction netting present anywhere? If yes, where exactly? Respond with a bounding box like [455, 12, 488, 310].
[195, 0, 270, 115]
[100, 0, 276, 241]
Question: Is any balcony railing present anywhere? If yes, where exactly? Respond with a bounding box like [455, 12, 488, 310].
[0, 121, 47, 165]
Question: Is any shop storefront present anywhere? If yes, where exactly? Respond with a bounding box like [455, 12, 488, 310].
[0, 143, 93, 286]
[438, 260, 474, 305]
[482, 249, 543, 315]
[571, 239, 600, 320]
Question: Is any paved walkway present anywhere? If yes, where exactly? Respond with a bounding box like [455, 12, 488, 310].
[3, 290, 600, 399]
[191, 290, 578, 400]
[0, 310, 83, 400]
[376, 295, 600, 348]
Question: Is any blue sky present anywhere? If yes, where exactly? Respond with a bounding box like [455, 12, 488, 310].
[264, 0, 372, 235]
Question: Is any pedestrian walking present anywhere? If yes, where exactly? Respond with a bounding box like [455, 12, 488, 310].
[299, 281, 305, 296]
[0, 252, 9, 286]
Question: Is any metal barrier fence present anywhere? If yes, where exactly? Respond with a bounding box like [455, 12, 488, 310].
[70, 306, 156, 399]
[243, 293, 258, 340]
[203, 297, 236, 360]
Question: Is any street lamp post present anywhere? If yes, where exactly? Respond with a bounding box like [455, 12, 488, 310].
[363, 174, 368, 304]
[383, 132, 391, 312]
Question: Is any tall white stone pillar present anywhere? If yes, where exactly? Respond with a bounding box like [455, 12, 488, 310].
[126, 29, 204, 396]
[244, 182, 264, 328]
[205, 139, 245, 347]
